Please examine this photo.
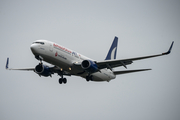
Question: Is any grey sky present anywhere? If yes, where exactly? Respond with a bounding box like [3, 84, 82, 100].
[0, 0, 180, 120]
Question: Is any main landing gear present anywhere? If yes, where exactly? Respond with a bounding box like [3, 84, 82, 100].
[59, 78, 67, 84]
[86, 75, 93, 82]
[58, 73, 67, 84]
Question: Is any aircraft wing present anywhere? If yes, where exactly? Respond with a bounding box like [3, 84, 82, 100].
[7, 68, 35, 71]
[5, 58, 72, 76]
[96, 41, 174, 70]
[6, 58, 35, 71]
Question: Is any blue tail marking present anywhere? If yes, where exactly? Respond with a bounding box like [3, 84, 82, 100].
[105, 36, 118, 60]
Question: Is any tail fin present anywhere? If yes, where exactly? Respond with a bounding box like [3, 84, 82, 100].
[105, 36, 118, 60]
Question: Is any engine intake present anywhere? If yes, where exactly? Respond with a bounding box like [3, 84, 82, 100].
[35, 64, 51, 77]
[81, 60, 98, 73]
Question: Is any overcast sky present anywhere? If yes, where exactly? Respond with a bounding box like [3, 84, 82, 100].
[0, 0, 180, 120]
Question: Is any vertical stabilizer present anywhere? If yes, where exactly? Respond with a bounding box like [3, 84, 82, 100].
[105, 36, 118, 60]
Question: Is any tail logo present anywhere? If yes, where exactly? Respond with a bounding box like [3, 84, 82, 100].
[105, 36, 118, 60]
[110, 47, 117, 59]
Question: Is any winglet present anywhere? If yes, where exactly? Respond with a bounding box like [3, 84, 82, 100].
[162, 41, 174, 55]
[6, 58, 9, 69]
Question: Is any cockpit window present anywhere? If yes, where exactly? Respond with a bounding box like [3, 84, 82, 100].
[33, 42, 45, 45]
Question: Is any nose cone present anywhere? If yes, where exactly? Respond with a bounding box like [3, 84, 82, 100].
[30, 44, 38, 54]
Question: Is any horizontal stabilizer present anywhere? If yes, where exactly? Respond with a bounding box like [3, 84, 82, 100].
[113, 69, 151, 75]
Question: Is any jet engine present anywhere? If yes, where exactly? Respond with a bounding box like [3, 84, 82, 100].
[35, 64, 51, 77]
[81, 60, 98, 73]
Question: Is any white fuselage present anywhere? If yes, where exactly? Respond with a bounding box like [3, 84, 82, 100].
[30, 40, 116, 82]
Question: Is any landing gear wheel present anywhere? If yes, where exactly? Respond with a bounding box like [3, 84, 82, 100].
[59, 78, 67, 84]
[86, 75, 93, 82]
[90, 75, 93, 81]
[63, 78, 67, 84]
[86, 76, 90, 82]
[59, 78, 63, 84]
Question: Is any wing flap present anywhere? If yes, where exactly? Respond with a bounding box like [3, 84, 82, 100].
[96, 60, 132, 69]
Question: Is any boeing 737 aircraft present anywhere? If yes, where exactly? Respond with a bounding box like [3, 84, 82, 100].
[6, 37, 174, 84]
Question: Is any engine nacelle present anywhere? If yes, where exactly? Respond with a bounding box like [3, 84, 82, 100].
[81, 60, 98, 73]
[35, 64, 51, 77]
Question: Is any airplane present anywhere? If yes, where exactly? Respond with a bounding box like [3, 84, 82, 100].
[6, 37, 174, 84]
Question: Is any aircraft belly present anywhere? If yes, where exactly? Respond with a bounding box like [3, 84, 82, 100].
[37, 51, 116, 82]
[40, 53, 70, 68]
[40, 52, 83, 74]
